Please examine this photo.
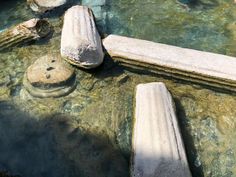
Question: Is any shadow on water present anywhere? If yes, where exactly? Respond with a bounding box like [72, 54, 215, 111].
[174, 98, 205, 177]
[0, 101, 129, 177]
[0, 99, 203, 177]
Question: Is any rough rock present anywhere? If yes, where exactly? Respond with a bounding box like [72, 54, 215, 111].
[103, 35, 236, 92]
[0, 18, 51, 52]
[61, 5, 104, 69]
[132, 82, 192, 177]
[27, 0, 69, 13]
[23, 55, 76, 98]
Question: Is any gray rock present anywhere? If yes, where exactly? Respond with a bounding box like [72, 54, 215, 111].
[103, 35, 236, 92]
[61, 6, 104, 69]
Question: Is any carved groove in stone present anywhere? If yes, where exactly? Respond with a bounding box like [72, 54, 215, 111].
[103, 35, 236, 92]
[0, 18, 51, 51]
[61, 5, 104, 69]
[132, 82, 192, 177]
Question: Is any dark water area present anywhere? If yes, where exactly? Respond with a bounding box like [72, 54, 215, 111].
[0, 0, 236, 177]
[0, 101, 129, 177]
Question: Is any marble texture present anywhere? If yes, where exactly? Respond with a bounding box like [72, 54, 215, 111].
[61, 5, 104, 69]
[23, 55, 76, 98]
[103, 35, 236, 92]
[132, 82, 192, 177]
[0, 18, 51, 52]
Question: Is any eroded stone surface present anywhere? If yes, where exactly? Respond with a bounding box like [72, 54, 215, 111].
[103, 35, 236, 92]
[132, 82, 192, 177]
[23, 55, 76, 98]
[0, 18, 51, 52]
[61, 5, 104, 69]
[27, 0, 69, 13]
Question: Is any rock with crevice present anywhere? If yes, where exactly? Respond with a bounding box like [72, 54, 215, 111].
[27, 0, 70, 13]
[61, 5, 104, 69]
[0, 18, 51, 52]
[23, 55, 76, 98]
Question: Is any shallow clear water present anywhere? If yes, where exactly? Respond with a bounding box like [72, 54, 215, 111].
[0, 0, 236, 177]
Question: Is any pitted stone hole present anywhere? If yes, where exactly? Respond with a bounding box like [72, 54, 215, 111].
[46, 74, 51, 79]
[46, 66, 55, 71]
[51, 60, 56, 63]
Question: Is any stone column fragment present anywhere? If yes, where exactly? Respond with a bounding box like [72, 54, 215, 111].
[132, 82, 192, 177]
[0, 18, 51, 52]
[103, 35, 236, 92]
[61, 5, 104, 69]
[27, 0, 69, 13]
[23, 55, 76, 98]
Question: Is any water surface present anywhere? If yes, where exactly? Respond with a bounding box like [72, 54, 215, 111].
[0, 0, 236, 177]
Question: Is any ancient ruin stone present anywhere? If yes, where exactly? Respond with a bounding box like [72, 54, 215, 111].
[0, 18, 51, 52]
[61, 6, 104, 69]
[133, 82, 192, 177]
[103, 34, 236, 92]
[27, 0, 69, 13]
[23, 55, 76, 98]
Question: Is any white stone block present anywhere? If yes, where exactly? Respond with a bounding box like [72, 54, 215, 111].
[103, 35, 236, 91]
[61, 5, 104, 69]
[132, 82, 192, 177]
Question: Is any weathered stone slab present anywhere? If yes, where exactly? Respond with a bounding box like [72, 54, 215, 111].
[0, 18, 51, 52]
[61, 5, 104, 69]
[132, 82, 192, 177]
[23, 55, 76, 98]
[27, 0, 69, 13]
[103, 35, 236, 92]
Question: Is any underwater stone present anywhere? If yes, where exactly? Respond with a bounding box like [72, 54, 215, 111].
[27, 0, 69, 13]
[103, 35, 236, 92]
[61, 5, 104, 69]
[132, 82, 192, 177]
[0, 18, 51, 52]
[23, 55, 76, 98]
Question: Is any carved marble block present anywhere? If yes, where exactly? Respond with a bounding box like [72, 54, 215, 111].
[27, 0, 69, 13]
[103, 35, 236, 92]
[0, 18, 51, 52]
[61, 5, 104, 69]
[132, 82, 192, 177]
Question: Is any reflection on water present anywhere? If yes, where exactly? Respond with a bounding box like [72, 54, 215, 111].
[0, 0, 236, 177]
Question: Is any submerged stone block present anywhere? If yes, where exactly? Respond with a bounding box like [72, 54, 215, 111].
[61, 5, 104, 69]
[103, 35, 236, 92]
[23, 55, 76, 98]
[0, 18, 51, 52]
[132, 82, 192, 177]
[27, 0, 69, 13]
